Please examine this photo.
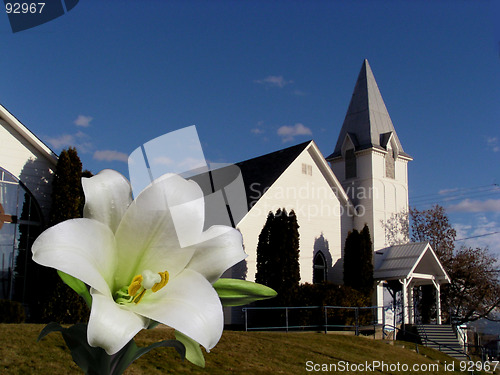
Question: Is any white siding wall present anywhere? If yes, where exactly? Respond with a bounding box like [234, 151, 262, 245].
[0, 119, 54, 220]
[237, 148, 348, 284]
[330, 149, 409, 251]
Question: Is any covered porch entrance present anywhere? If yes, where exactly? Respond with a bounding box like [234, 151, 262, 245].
[373, 242, 450, 325]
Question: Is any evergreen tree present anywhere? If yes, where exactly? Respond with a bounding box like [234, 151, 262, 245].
[40, 148, 89, 323]
[49, 148, 83, 225]
[343, 229, 361, 288]
[255, 211, 275, 286]
[283, 210, 300, 298]
[343, 224, 373, 298]
[255, 208, 300, 306]
[359, 224, 374, 295]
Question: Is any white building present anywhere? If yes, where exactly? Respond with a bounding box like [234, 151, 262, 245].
[0, 103, 57, 300]
[230, 60, 449, 324]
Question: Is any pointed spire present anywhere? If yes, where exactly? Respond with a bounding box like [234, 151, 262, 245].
[328, 59, 408, 159]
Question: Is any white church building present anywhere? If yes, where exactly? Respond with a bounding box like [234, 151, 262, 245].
[231, 60, 449, 324]
[0, 60, 449, 325]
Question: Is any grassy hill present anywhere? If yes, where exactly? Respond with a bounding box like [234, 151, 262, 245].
[0, 324, 494, 374]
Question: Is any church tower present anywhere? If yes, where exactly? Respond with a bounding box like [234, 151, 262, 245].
[327, 60, 412, 250]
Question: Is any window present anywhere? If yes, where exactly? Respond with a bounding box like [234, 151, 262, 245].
[0, 167, 42, 302]
[301, 163, 312, 176]
[385, 148, 395, 179]
[345, 149, 356, 179]
[313, 252, 327, 283]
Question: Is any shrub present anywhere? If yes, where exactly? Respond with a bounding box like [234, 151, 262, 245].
[294, 283, 372, 328]
[0, 299, 26, 323]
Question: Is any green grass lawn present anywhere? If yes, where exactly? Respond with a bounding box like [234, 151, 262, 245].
[0, 324, 494, 374]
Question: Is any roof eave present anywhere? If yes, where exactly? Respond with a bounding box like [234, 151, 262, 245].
[0, 103, 58, 165]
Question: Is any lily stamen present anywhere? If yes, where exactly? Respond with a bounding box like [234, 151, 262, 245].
[127, 270, 169, 304]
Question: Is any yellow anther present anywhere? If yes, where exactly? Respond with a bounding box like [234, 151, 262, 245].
[133, 289, 146, 304]
[126, 270, 169, 304]
[152, 271, 169, 293]
[128, 274, 143, 296]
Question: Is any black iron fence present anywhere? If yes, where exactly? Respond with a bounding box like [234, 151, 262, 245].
[242, 305, 388, 336]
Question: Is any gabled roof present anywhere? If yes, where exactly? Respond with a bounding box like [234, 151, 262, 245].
[374, 242, 450, 285]
[235, 141, 311, 209]
[234, 140, 351, 212]
[0, 102, 58, 165]
[327, 59, 411, 160]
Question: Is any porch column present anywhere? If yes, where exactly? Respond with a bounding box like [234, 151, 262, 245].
[431, 279, 442, 324]
[401, 279, 409, 324]
[376, 282, 384, 324]
[408, 285, 413, 324]
[435, 282, 441, 324]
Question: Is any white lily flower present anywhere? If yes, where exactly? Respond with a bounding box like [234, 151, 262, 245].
[32, 169, 246, 355]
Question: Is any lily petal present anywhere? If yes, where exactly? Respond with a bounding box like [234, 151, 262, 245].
[186, 226, 247, 284]
[82, 169, 133, 233]
[88, 289, 149, 355]
[32, 218, 116, 297]
[114, 174, 203, 287]
[131, 269, 223, 351]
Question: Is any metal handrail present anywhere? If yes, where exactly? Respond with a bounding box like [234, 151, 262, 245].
[452, 324, 468, 353]
[383, 323, 473, 373]
[420, 323, 429, 347]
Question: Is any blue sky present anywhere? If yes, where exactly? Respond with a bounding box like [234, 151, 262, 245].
[1, 1, 499, 254]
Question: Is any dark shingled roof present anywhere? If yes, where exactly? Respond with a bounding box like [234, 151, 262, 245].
[236, 140, 311, 210]
[187, 140, 312, 226]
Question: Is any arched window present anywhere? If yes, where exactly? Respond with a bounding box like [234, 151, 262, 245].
[345, 149, 356, 179]
[313, 251, 327, 284]
[0, 167, 43, 302]
[385, 147, 395, 179]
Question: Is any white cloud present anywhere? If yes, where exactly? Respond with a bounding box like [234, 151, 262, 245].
[251, 121, 266, 136]
[152, 156, 174, 166]
[487, 137, 500, 152]
[454, 217, 500, 257]
[255, 75, 293, 88]
[74, 115, 93, 127]
[45, 131, 94, 153]
[438, 188, 459, 195]
[46, 134, 75, 149]
[93, 150, 128, 162]
[75, 130, 88, 138]
[178, 157, 206, 170]
[277, 123, 312, 142]
[251, 128, 264, 134]
[453, 223, 473, 240]
[447, 198, 500, 213]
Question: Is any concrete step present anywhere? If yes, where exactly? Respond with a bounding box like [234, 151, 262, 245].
[417, 324, 467, 361]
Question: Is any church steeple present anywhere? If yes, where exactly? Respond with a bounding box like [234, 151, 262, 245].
[328, 59, 412, 251]
[327, 59, 410, 160]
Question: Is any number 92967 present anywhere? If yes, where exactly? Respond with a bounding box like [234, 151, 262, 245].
[5, 2, 45, 14]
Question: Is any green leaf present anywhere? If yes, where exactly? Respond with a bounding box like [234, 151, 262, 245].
[58, 270, 92, 308]
[213, 278, 277, 306]
[38, 323, 185, 375]
[38, 323, 110, 374]
[111, 338, 185, 375]
[37, 322, 65, 342]
[175, 331, 205, 368]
